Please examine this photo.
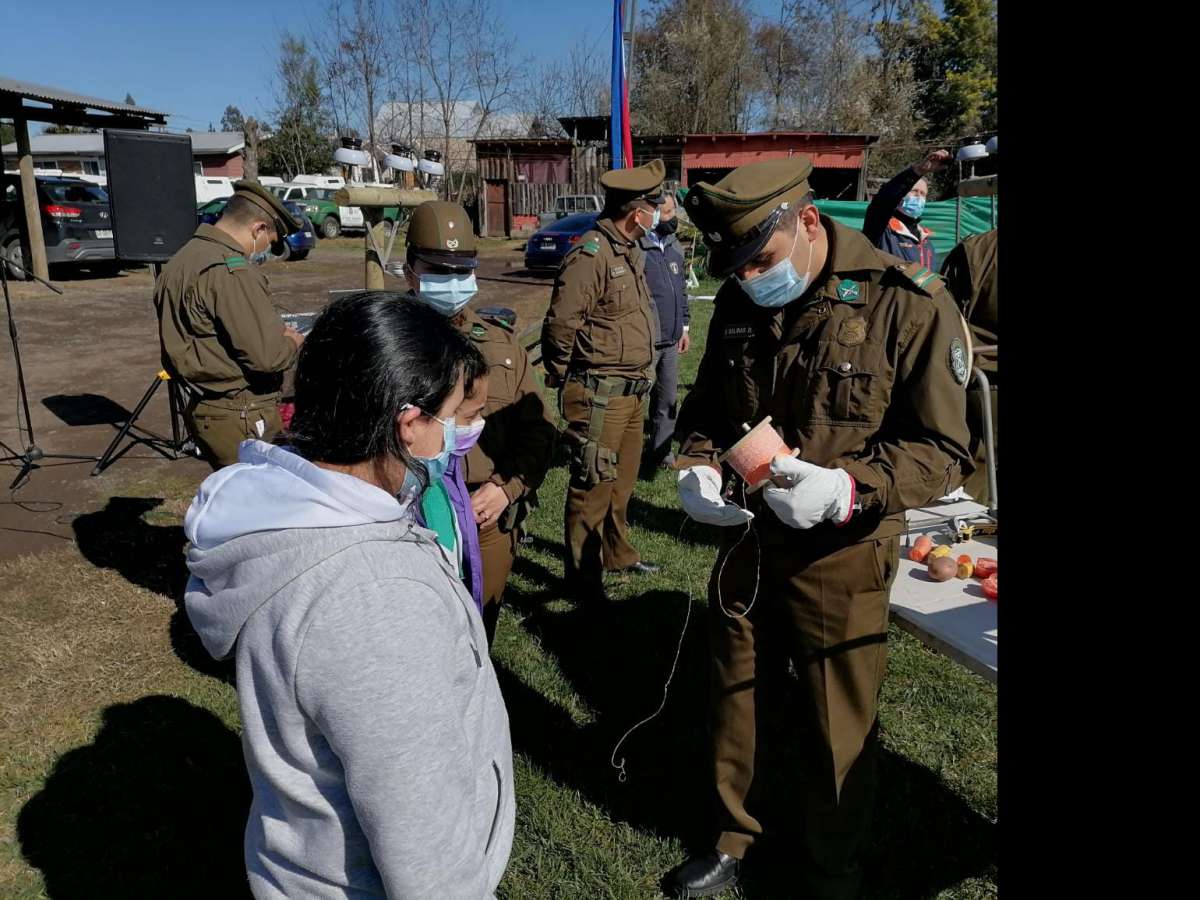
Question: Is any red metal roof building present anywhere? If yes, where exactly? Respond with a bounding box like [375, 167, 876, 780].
[472, 126, 878, 237]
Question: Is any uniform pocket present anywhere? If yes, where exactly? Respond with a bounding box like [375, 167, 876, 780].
[807, 346, 889, 426]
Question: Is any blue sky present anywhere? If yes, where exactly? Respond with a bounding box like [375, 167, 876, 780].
[1, 1, 930, 132]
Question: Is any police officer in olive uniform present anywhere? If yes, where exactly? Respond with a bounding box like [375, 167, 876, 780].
[542, 159, 666, 606]
[403, 200, 558, 643]
[155, 180, 305, 469]
[665, 157, 974, 899]
[941, 227, 998, 504]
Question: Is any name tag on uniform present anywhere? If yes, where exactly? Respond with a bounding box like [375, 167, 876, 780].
[723, 324, 755, 340]
[609, 265, 627, 277]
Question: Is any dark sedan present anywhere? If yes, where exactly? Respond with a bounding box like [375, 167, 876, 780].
[196, 197, 315, 261]
[524, 211, 599, 272]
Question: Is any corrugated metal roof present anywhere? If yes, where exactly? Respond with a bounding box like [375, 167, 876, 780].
[1, 132, 244, 157]
[0, 75, 168, 118]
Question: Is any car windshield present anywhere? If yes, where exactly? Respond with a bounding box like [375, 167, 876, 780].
[44, 182, 108, 203]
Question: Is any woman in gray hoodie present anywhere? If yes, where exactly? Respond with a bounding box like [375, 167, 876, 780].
[183, 292, 514, 899]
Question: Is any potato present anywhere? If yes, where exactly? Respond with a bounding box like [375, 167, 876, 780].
[927, 556, 957, 581]
[974, 558, 998, 579]
[928, 545, 951, 560]
[909, 534, 934, 562]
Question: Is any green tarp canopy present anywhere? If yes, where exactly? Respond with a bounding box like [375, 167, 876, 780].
[815, 197, 998, 259]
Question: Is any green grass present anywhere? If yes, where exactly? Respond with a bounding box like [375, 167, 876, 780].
[0, 302, 995, 899]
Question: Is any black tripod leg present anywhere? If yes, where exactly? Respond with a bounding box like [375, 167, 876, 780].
[91, 377, 162, 476]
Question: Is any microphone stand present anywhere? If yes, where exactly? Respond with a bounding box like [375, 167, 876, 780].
[0, 255, 97, 489]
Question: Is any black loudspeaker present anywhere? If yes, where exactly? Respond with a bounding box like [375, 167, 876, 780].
[103, 130, 196, 262]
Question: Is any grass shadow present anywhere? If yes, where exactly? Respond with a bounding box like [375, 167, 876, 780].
[71, 495, 234, 684]
[497, 589, 716, 852]
[17, 695, 252, 899]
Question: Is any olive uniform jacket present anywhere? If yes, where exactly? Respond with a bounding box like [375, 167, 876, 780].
[675, 217, 974, 547]
[541, 217, 660, 383]
[155, 224, 298, 398]
[456, 307, 557, 508]
[940, 228, 997, 380]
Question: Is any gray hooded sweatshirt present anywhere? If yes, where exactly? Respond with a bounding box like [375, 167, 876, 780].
[184, 440, 514, 899]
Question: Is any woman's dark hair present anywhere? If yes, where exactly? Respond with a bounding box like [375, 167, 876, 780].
[286, 291, 484, 489]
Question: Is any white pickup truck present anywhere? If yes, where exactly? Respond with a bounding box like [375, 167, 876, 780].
[271, 183, 365, 237]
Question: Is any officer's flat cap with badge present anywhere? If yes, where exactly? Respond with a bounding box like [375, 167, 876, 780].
[686, 156, 814, 277]
[600, 158, 667, 205]
[232, 179, 302, 254]
[406, 200, 479, 270]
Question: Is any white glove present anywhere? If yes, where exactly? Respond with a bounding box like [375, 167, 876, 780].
[677, 466, 754, 527]
[762, 456, 855, 529]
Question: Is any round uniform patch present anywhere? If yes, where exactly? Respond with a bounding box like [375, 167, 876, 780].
[949, 338, 969, 385]
[838, 316, 867, 347]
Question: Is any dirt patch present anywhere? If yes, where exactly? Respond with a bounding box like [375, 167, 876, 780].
[1, 236, 553, 560]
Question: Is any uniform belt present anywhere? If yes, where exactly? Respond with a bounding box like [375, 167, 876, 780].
[567, 372, 653, 397]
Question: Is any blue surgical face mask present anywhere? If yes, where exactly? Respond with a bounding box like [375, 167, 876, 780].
[398, 407, 456, 499]
[416, 272, 478, 316]
[738, 229, 814, 309]
[900, 194, 926, 219]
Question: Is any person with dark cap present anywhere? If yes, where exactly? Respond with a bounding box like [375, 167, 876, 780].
[541, 159, 666, 607]
[663, 157, 974, 899]
[403, 200, 558, 644]
[638, 190, 691, 473]
[862, 147, 952, 272]
[155, 179, 306, 469]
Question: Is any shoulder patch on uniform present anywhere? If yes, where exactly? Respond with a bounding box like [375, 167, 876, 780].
[470, 323, 488, 339]
[580, 239, 600, 256]
[835, 278, 860, 302]
[224, 255, 248, 272]
[895, 261, 944, 295]
[949, 337, 970, 385]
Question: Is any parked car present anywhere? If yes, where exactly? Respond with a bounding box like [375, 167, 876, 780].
[537, 194, 601, 229]
[269, 183, 403, 239]
[524, 211, 599, 272]
[1, 175, 117, 280]
[195, 197, 316, 261]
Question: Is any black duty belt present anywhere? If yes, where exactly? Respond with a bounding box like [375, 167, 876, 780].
[567, 371, 653, 397]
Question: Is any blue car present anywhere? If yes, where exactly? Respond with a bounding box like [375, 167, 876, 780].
[524, 211, 599, 272]
[195, 197, 316, 261]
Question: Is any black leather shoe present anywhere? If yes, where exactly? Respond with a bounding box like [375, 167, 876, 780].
[663, 851, 741, 898]
[614, 560, 661, 575]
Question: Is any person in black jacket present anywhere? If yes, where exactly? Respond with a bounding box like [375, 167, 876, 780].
[862, 148, 950, 272]
[638, 192, 690, 471]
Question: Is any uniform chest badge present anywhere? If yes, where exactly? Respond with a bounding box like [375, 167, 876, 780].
[610, 265, 627, 277]
[669, 262, 679, 274]
[949, 338, 969, 385]
[835, 279, 860, 302]
[838, 317, 868, 347]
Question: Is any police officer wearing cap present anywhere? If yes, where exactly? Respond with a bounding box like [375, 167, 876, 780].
[541, 159, 666, 606]
[664, 157, 974, 898]
[155, 180, 305, 469]
[403, 200, 558, 643]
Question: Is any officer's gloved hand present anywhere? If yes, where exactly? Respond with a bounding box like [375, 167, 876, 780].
[763, 455, 855, 530]
[677, 466, 754, 527]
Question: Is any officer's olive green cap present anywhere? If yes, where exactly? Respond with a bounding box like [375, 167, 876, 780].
[600, 158, 666, 205]
[405, 200, 478, 270]
[686, 157, 814, 277]
[231, 179, 302, 252]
